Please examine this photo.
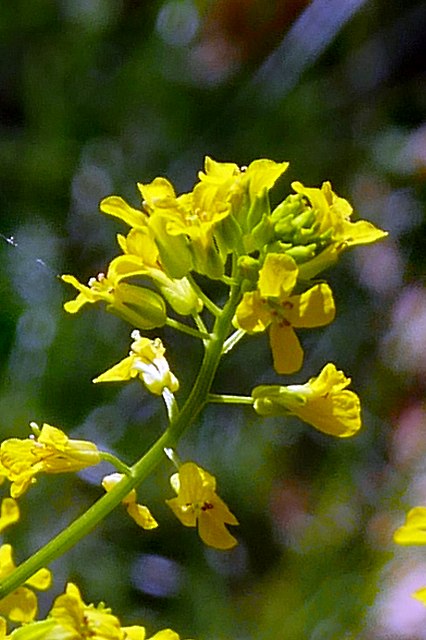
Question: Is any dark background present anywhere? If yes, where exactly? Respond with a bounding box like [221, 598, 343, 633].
[1, 1, 426, 638]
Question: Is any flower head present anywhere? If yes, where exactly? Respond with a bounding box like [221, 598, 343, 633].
[166, 462, 238, 550]
[0, 423, 101, 498]
[102, 473, 158, 530]
[0, 544, 51, 623]
[93, 332, 179, 396]
[252, 363, 361, 437]
[234, 253, 335, 373]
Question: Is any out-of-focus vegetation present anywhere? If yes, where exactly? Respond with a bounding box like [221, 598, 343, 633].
[1, 1, 426, 638]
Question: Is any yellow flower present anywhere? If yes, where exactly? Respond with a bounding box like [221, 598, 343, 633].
[394, 507, 426, 545]
[93, 331, 179, 396]
[252, 363, 362, 437]
[47, 582, 183, 640]
[0, 499, 19, 534]
[234, 253, 335, 373]
[0, 423, 101, 498]
[102, 473, 158, 530]
[0, 544, 51, 623]
[166, 462, 238, 550]
[62, 255, 167, 330]
[292, 181, 387, 276]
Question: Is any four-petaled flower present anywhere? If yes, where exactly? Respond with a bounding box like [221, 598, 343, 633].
[166, 462, 238, 550]
[252, 363, 361, 437]
[234, 253, 335, 373]
[93, 331, 179, 396]
[0, 423, 101, 498]
[0, 544, 51, 623]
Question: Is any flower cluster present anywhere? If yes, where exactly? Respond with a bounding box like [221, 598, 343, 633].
[0, 156, 388, 639]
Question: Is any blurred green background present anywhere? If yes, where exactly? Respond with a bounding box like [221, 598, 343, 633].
[1, 1, 426, 638]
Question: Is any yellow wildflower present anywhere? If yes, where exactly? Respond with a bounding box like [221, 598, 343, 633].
[166, 462, 238, 550]
[394, 507, 426, 545]
[0, 498, 19, 534]
[62, 255, 167, 330]
[252, 363, 362, 437]
[47, 582, 182, 640]
[102, 473, 158, 530]
[93, 331, 179, 396]
[0, 544, 51, 623]
[234, 253, 335, 373]
[0, 423, 100, 498]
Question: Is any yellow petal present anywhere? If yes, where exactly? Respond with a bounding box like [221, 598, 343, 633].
[233, 292, 271, 333]
[258, 253, 298, 298]
[0, 587, 37, 623]
[394, 507, 426, 545]
[100, 195, 148, 228]
[198, 509, 238, 550]
[25, 567, 52, 591]
[93, 356, 136, 383]
[289, 283, 335, 328]
[413, 586, 426, 606]
[126, 503, 159, 530]
[269, 323, 303, 374]
[0, 498, 19, 534]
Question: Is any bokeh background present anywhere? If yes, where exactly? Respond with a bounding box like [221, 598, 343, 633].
[1, 1, 426, 638]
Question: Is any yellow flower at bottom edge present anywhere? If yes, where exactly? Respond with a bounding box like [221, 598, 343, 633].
[0, 423, 101, 498]
[0, 544, 51, 623]
[166, 462, 238, 550]
[394, 507, 426, 545]
[252, 362, 361, 437]
[48, 583, 185, 640]
[102, 473, 158, 530]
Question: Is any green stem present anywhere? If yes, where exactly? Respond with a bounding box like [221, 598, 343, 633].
[0, 264, 243, 600]
[222, 329, 245, 354]
[165, 317, 211, 341]
[208, 393, 254, 405]
[99, 452, 132, 475]
[187, 274, 222, 317]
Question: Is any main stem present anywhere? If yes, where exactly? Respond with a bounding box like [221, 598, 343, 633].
[0, 267, 242, 600]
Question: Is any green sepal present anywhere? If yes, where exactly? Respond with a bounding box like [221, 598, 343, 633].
[252, 384, 307, 416]
[214, 214, 244, 258]
[111, 283, 167, 329]
[284, 243, 318, 262]
[148, 214, 193, 278]
[246, 188, 270, 234]
[8, 620, 58, 640]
